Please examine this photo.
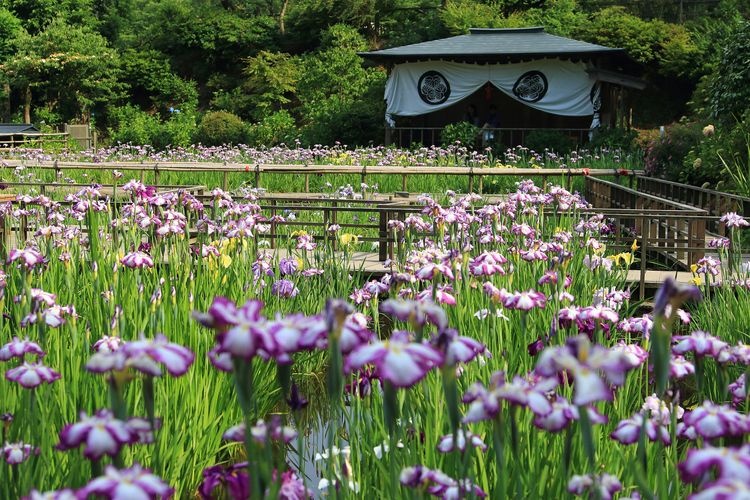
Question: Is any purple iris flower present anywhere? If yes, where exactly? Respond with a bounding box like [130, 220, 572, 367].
[689, 479, 750, 499]
[400, 465, 486, 498]
[5, 361, 60, 388]
[3, 442, 39, 464]
[87, 334, 194, 377]
[81, 464, 173, 499]
[535, 335, 636, 405]
[277, 470, 311, 499]
[57, 409, 153, 460]
[199, 462, 249, 500]
[23, 489, 78, 500]
[223, 416, 297, 445]
[380, 299, 448, 332]
[121, 251, 154, 269]
[93, 336, 123, 354]
[271, 279, 299, 298]
[0, 337, 45, 361]
[345, 331, 443, 388]
[462, 372, 558, 423]
[7, 247, 46, 269]
[720, 212, 750, 228]
[468, 251, 507, 277]
[729, 374, 746, 406]
[669, 355, 695, 379]
[430, 328, 486, 366]
[278, 257, 298, 276]
[415, 262, 455, 281]
[679, 445, 750, 484]
[499, 289, 547, 311]
[436, 429, 487, 453]
[567, 473, 622, 500]
[672, 331, 729, 359]
[679, 401, 749, 439]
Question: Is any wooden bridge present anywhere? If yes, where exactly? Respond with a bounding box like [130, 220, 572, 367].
[1, 160, 747, 297]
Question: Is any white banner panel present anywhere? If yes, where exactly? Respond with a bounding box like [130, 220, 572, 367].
[384, 59, 597, 118]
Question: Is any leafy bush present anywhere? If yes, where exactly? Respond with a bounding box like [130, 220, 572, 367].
[684, 113, 750, 188]
[524, 129, 574, 154]
[643, 121, 703, 179]
[589, 127, 638, 152]
[108, 105, 162, 146]
[107, 105, 196, 149]
[441, 121, 480, 148]
[158, 109, 197, 149]
[720, 128, 750, 196]
[247, 110, 298, 146]
[195, 111, 248, 146]
[708, 21, 750, 121]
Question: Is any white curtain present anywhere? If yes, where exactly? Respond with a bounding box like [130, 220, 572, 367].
[384, 59, 597, 120]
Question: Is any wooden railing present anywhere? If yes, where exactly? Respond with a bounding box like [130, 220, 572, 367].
[0, 159, 643, 194]
[387, 127, 592, 148]
[636, 176, 750, 234]
[0, 187, 725, 297]
[0, 133, 70, 152]
[585, 177, 708, 271]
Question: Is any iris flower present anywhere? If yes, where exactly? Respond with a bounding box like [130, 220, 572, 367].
[3, 442, 38, 464]
[5, 361, 60, 388]
[0, 337, 45, 361]
[345, 331, 443, 388]
[81, 464, 173, 499]
[535, 335, 636, 405]
[57, 409, 154, 460]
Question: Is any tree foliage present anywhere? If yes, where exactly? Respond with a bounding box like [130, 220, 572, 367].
[708, 21, 750, 121]
[0, 0, 741, 145]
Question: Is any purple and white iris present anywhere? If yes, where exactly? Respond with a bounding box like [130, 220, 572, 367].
[345, 331, 443, 388]
[81, 464, 173, 499]
[3, 441, 39, 464]
[0, 337, 45, 361]
[57, 409, 154, 460]
[5, 361, 61, 388]
[535, 335, 636, 405]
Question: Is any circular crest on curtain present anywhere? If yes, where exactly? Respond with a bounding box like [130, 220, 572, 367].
[512, 71, 548, 103]
[417, 71, 451, 105]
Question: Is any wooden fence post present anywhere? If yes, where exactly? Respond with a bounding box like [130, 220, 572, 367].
[378, 205, 388, 262]
[640, 216, 648, 301]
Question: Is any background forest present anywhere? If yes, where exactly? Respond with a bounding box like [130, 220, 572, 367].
[0, 0, 748, 187]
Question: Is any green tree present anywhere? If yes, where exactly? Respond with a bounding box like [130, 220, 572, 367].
[243, 51, 299, 120]
[120, 49, 198, 112]
[708, 21, 750, 121]
[0, 8, 24, 121]
[297, 25, 387, 145]
[1, 18, 122, 123]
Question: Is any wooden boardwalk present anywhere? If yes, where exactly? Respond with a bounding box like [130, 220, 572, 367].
[267, 248, 697, 287]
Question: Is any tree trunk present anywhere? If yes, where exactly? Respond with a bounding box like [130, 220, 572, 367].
[23, 85, 31, 123]
[279, 0, 288, 34]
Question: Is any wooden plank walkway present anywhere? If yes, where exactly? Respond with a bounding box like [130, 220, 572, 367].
[266, 248, 697, 287]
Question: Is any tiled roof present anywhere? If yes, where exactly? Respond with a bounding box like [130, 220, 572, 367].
[360, 27, 623, 63]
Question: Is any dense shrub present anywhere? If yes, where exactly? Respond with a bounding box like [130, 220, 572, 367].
[195, 111, 248, 146]
[525, 129, 574, 154]
[441, 121, 480, 148]
[684, 113, 750, 188]
[708, 21, 750, 121]
[247, 110, 299, 146]
[643, 121, 703, 179]
[108, 105, 162, 146]
[589, 127, 639, 152]
[107, 105, 197, 148]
